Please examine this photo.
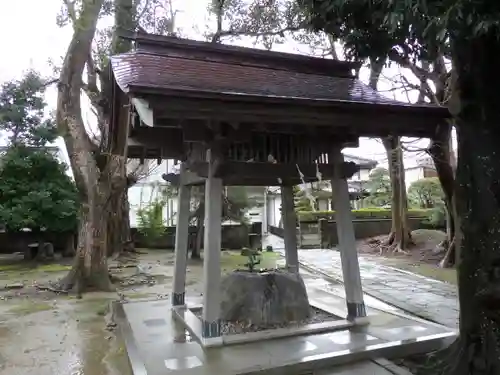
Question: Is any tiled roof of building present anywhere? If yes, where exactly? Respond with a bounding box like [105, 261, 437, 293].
[110, 33, 445, 113]
[113, 52, 409, 105]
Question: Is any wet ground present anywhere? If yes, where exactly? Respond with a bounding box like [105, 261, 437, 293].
[0, 249, 261, 375]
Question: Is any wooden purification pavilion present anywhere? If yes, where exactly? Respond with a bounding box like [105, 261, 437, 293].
[109, 30, 450, 340]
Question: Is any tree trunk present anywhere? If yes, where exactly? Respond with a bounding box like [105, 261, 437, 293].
[63, 233, 76, 258]
[367, 58, 412, 252]
[428, 123, 458, 267]
[107, 181, 134, 255]
[56, 0, 112, 292]
[121, 189, 134, 252]
[191, 217, 203, 259]
[382, 136, 413, 252]
[58, 201, 113, 293]
[102, 0, 135, 258]
[444, 31, 500, 374]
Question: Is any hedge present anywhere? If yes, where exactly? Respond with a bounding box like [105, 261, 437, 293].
[297, 208, 431, 222]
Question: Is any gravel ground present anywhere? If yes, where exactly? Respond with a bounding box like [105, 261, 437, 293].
[193, 306, 339, 335]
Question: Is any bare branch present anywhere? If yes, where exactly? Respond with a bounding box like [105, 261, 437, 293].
[388, 49, 439, 83]
[63, 0, 78, 27]
[135, 0, 151, 22]
[213, 25, 304, 41]
[211, 0, 226, 43]
[127, 159, 162, 184]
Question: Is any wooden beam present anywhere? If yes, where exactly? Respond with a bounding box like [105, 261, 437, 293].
[141, 95, 444, 138]
[163, 172, 352, 187]
[127, 126, 184, 158]
[185, 161, 359, 181]
[154, 118, 359, 139]
[162, 170, 205, 186]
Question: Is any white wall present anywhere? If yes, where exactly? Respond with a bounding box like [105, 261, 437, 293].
[349, 168, 371, 182]
[128, 159, 180, 228]
[267, 194, 282, 227]
[128, 182, 178, 228]
[404, 167, 426, 190]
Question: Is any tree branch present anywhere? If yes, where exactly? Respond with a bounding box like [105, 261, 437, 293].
[388, 49, 439, 83]
[211, 0, 226, 43]
[63, 0, 78, 28]
[212, 25, 304, 43]
[135, 0, 151, 23]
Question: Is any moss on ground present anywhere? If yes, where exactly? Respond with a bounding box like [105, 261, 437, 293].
[398, 263, 457, 285]
[37, 264, 72, 272]
[220, 251, 279, 271]
[8, 302, 53, 316]
[72, 296, 115, 316]
[123, 292, 154, 299]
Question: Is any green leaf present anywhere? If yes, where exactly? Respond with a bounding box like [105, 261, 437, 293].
[0, 146, 79, 232]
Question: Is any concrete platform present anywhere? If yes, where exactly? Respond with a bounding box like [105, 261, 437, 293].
[114, 270, 456, 375]
[172, 300, 366, 348]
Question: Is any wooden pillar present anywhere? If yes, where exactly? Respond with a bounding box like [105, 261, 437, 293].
[281, 185, 299, 272]
[172, 164, 192, 306]
[330, 148, 366, 320]
[201, 148, 223, 338]
[262, 187, 268, 236]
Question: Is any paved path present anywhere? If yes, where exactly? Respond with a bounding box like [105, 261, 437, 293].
[264, 234, 459, 328]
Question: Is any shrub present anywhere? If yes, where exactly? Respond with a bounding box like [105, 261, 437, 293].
[424, 206, 447, 229]
[137, 199, 166, 241]
[297, 208, 431, 222]
[0, 147, 79, 232]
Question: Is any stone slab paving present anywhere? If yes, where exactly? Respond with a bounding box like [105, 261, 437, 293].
[115, 274, 455, 375]
[263, 234, 459, 329]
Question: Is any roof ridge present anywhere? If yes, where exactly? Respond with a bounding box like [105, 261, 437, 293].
[120, 29, 360, 69]
[118, 49, 360, 79]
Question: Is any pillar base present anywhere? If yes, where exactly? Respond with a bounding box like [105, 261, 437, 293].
[346, 302, 367, 320]
[287, 265, 299, 273]
[202, 319, 222, 338]
[172, 292, 185, 306]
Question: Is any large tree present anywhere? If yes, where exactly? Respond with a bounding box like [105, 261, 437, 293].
[0, 71, 78, 238]
[55, 0, 180, 292]
[298, 0, 500, 372]
[0, 147, 79, 234]
[364, 167, 391, 207]
[56, 0, 112, 292]
[408, 177, 444, 209]
[0, 71, 57, 146]
[367, 59, 413, 252]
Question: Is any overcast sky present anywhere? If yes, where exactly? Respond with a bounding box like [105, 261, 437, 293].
[0, 0, 444, 168]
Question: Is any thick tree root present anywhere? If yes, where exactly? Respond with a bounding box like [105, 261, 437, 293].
[389, 243, 410, 255]
[381, 231, 396, 247]
[439, 236, 456, 268]
[52, 265, 115, 296]
[372, 231, 413, 255]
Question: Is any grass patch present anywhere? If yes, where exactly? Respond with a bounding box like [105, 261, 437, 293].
[37, 264, 72, 272]
[220, 251, 279, 271]
[397, 263, 457, 285]
[0, 263, 71, 273]
[73, 296, 114, 316]
[8, 302, 53, 316]
[0, 264, 24, 272]
[124, 292, 153, 299]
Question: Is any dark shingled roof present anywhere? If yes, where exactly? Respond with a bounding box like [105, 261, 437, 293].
[113, 53, 404, 105]
[110, 33, 446, 113]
